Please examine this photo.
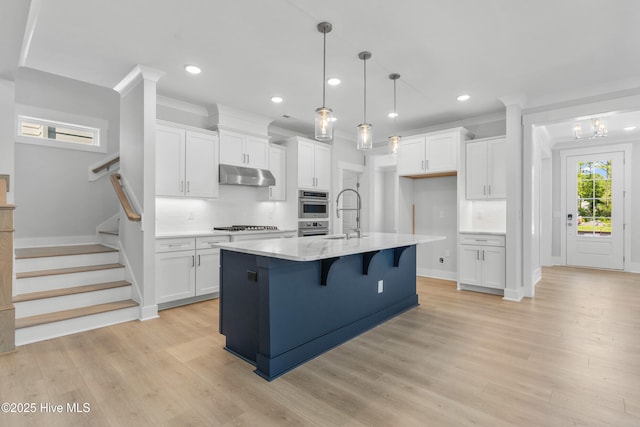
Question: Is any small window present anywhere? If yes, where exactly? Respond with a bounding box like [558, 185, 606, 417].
[16, 105, 107, 153]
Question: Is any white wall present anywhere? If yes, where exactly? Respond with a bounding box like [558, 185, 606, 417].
[13, 69, 120, 243]
[0, 80, 15, 204]
[413, 176, 458, 280]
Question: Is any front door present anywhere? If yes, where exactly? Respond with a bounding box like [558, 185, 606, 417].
[566, 152, 624, 269]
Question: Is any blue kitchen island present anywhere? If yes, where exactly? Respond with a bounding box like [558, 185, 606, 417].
[217, 232, 444, 380]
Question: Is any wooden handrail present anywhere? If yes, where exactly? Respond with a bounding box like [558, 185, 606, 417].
[92, 156, 120, 174]
[110, 173, 141, 222]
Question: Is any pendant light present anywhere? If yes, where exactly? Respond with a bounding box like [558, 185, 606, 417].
[315, 22, 334, 141]
[388, 73, 401, 156]
[356, 51, 372, 150]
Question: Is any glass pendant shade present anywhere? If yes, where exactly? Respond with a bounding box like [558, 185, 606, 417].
[315, 107, 333, 141]
[315, 22, 333, 141]
[388, 135, 400, 155]
[356, 51, 372, 150]
[357, 123, 373, 150]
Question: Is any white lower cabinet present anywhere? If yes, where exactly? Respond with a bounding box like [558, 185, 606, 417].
[155, 236, 229, 305]
[458, 234, 505, 290]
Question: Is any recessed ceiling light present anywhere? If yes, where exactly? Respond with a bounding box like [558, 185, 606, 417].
[457, 94, 470, 102]
[327, 78, 341, 86]
[271, 96, 283, 103]
[388, 112, 398, 118]
[185, 65, 201, 74]
[624, 126, 636, 131]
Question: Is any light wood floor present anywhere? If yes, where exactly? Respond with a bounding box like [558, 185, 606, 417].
[0, 266, 638, 426]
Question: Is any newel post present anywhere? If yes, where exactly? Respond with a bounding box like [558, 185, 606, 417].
[0, 175, 15, 354]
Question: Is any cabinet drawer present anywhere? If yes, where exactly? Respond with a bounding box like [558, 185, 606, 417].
[196, 236, 230, 249]
[155, 238, 195, 253]
[459, 234, 505, 247]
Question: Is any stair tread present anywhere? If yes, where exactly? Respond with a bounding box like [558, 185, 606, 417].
[15, 244, 117, 260]
[13, 280, 131, 303]
[15, 299, 138, 329]
[16, 263, 124, 279]
[98, 230, 119, 236]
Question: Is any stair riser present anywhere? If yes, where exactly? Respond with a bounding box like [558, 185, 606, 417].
[15, 252, 119, 273]
[15, 268, 125, 294]
[15, 306, 139, 346]
[15, 286, 132, 318]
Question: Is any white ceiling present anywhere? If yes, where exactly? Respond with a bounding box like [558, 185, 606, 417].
[3, 0, 640, 144]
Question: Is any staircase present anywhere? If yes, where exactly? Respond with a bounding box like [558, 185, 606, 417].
[13, 244, 139, 346]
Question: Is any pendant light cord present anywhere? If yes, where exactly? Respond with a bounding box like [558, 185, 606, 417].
[393, 78, 397, 133]
[322, 29, 326, 108]
[363, 57, 367, 123]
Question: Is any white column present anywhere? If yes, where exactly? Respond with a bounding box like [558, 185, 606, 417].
[114, 66, 164, 320]
[500, 95, 525, 301]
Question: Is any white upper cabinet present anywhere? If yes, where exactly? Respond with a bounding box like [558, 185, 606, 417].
[296, 138, 330, 191]
[219, 129, 268, 170]
[465, 136, 507, 199]
[259, 144, 287, 201]
[397, 129, 467, 177]
[156, 123, 219, 198]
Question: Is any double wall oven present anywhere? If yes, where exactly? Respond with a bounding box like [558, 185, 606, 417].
[298, 190, 329, 236]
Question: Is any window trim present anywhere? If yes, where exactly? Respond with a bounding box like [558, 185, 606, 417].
[15, 104, 108, 153]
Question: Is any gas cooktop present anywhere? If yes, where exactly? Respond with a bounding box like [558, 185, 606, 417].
[213, 225, 279, 232]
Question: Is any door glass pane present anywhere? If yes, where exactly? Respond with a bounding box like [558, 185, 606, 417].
[576, 160, 612, 237]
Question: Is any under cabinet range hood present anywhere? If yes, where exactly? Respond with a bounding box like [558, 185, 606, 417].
[218, 164, 276, 187]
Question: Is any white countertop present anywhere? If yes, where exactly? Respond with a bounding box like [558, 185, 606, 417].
[216, 232, 446, 261]
[156, 229, 298, 239]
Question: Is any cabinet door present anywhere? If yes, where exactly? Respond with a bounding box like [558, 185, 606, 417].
[156, 251, 195, 303]
[156, 125, 185, 196]
[427, 133, 458, 173]
[297, 139, 316, 189]
[397, 137, 426, 176]
[458, 245, 482, 286]
[268, 145, 286, 200]
[313, 143, 331, 190]
[487, 137, 507, 199]
[465, 141, 488, 199]
[185, 131, 218, 198]
[219, 130, 244, 166]
[195, 248, 220, 295]
[244, 137, 269, 169]
[481, 246, 505, 289]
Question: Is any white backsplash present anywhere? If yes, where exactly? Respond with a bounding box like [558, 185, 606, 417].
[459, 199, 507, 233]
[156, 185, 296, 234]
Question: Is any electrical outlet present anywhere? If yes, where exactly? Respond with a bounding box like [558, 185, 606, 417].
[377, 280, 383, 293]
[187, 211, 195, 220]
[438, 257, 445, 264]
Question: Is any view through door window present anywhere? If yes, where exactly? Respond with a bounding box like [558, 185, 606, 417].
[576, 160, 612, 236]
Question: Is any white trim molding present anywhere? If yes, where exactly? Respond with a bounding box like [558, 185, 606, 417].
[113, 65, 165, 96]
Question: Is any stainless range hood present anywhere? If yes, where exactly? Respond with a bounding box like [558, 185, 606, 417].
[219, 164, 275, 187]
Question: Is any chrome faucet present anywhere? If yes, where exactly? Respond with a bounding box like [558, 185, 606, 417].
[336, 188, 362, 238]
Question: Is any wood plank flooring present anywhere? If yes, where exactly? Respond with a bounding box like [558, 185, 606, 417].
[0, 266, 638, 426]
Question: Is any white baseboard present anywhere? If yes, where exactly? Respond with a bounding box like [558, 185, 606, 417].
[139, 304, 159, 321]
[549, 256, 564, 266]
[14, 234, 99, 248]
[626, 261, 640, 273]
[416, 268, 457, 281]
[503, 287, 524, 302]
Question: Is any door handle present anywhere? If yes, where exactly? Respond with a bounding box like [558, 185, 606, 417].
[476, 250, 480, 260]
[482, 250, 485, 261]
[198, 255, 201, 266]
[192, 255, 195, 267]
[186, 181, 190, 193]
[488, 185, 491, 195]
